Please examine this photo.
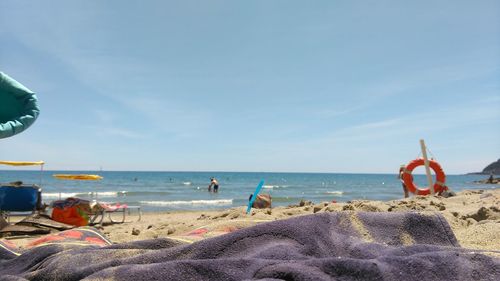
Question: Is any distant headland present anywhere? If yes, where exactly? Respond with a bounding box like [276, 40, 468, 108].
[468, 158, 500, 175]
[469, 159, 500, 184]
[481, 158, 500, 175]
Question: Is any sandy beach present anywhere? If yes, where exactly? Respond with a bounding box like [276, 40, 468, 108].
[5, 187, 499, 252]
[95, 188, 500, 252]
[3, 187, 499, 280]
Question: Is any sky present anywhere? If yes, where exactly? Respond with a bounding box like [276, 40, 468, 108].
[0, 1, 499, 174]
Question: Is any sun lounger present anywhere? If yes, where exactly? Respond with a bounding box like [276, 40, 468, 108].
[97, 202, 141, 224]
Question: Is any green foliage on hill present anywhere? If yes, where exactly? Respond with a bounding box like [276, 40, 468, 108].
[482, 159, 500, 175]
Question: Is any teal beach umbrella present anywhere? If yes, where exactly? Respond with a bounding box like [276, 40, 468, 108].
[0, 72, 40, 139]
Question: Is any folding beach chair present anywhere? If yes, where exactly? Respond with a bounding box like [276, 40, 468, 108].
[0, 184, 43, 223]
[0, 161, 45, 223]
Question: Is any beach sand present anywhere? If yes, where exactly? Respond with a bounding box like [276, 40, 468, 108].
[7, 188, 499, 252]
[99, 188, 500, 252]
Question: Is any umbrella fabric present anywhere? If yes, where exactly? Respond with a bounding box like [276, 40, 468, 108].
[0, 161, 44, 166]
[53, 174, 103, 180]
[0, 72, 40, 139]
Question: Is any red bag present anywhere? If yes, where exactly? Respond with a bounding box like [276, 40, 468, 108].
[51, 198, 96, 226]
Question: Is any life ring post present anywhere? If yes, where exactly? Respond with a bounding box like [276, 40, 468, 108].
[419, 139, 435, 196]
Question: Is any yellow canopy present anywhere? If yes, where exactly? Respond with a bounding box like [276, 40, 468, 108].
[53, 174, 103, 180]
[0, 160, 45, 166]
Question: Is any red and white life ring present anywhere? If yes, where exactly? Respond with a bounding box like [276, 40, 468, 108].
[402, 158, 447, 195]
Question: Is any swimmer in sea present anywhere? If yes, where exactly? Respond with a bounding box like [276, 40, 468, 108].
[208, 177, 219, 193]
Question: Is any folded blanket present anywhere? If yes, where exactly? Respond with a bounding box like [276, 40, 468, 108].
[0, 226, 111, 260]
[0, 212, 498, 281]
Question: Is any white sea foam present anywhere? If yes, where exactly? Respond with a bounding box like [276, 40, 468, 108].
[325, 191, 344, 195]
[43, 192, 81, 198]
[139, 199, 233, 206]
[43, 191, 123, 199]
[263, 185, 286, 189]
[182, 182, 192, 185]
[97, 191, 121, 197]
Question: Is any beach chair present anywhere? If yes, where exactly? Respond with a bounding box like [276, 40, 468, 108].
[98, 202, 142, 224]
[0, 184, 43, 223]
[0, 161, 45, 223]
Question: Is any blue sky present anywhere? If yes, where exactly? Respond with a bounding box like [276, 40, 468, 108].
[1, 1, 499, 173]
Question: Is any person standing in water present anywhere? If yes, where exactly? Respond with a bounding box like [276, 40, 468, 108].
[487, 172, 495, 184]
[208, 177, 219, 193]
[398, 165, 410, 198]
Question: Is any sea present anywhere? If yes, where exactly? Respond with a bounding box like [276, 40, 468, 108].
[0, 170, 496, 212]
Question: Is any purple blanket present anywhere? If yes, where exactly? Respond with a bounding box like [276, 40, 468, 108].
[1, 212, 499, 280]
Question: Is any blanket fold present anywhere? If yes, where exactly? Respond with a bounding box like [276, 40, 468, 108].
[0, 212, 498, 281]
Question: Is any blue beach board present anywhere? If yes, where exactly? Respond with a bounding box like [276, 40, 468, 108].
[246, 180, 265, 214]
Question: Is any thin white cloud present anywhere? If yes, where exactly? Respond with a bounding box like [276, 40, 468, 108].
[239, 96, 499, 164]
[319, 99, 499, 144]
[118, 96, 213, 136]
[88, 126, 146, 139]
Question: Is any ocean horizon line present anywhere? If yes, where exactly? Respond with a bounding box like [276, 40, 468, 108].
[0, 169, 474, 176]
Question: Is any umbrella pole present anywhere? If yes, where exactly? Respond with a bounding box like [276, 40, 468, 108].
[39, 164, 44, 186]
[420, 139, 435, 196]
